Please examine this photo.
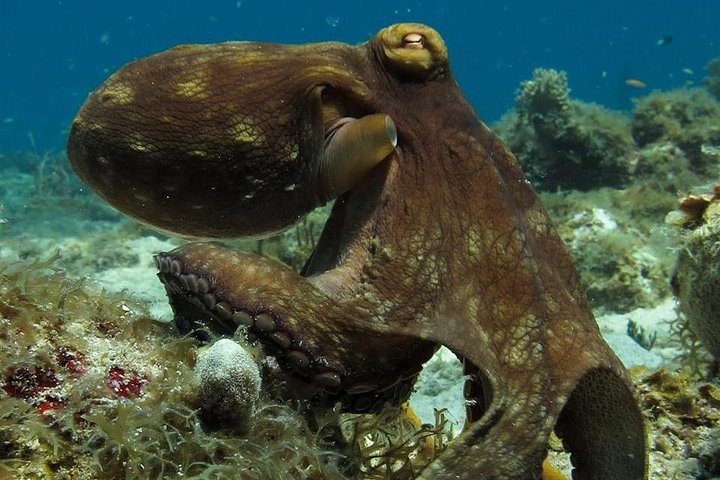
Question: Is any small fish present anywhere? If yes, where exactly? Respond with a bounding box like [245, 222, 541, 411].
[625, 78, 647, 88]
[682, 68, 694, 75]
[656, 35, 673, 46]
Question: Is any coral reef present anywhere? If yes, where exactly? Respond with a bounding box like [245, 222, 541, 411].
[704, 57, 720, 101]
[631, 88, 720, 174]
[195, 338, 262, 434]
[493, 69, 712, 313]
[494, 68, 636, 191]
[669, 185, 720, 372]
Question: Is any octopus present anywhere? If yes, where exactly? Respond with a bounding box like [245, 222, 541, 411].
[66, 23, 647, 479]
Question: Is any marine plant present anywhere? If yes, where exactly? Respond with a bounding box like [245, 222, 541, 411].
[635, 369, 720, 477]
[0, 252, 452, 478]
[539, 191, 674, 312]
[26, 134, 81, 200]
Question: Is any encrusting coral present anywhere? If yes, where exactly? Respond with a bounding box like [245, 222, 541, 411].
[494, 68, 636, 191]
[634, 368, 720, 477]
[195, 338, 261, 434]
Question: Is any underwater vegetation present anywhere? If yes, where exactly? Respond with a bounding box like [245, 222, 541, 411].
[634, 369, 720, 478]
[494, 68, 636, 191]
[632, 88, 720, 175]
[0, 252, 451, 479]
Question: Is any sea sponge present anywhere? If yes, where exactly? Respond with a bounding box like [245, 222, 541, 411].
[670, 185, 720, 371]
[495, 68, 636, 191]
[195, 338, 262, 434]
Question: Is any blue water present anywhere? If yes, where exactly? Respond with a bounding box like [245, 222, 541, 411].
[1, 0, 718, 153]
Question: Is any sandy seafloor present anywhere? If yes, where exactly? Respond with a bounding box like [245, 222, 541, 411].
[1, 95, 720, 478]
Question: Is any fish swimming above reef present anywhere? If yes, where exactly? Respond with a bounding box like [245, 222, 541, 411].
[66, 23, 648, 479]
[625, 78, 647, 88]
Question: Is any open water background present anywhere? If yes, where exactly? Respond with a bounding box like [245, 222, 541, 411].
[0, 0, 718, 154]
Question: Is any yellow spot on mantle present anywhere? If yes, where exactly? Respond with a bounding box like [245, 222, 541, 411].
[127, 133, 154, 153]
[100, 81, 134, 105]
[229, 117, 265, 146]
[175, 76, 209, 99]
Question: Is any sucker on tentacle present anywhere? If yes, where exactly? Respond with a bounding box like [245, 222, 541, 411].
[155, 250, 423, 413]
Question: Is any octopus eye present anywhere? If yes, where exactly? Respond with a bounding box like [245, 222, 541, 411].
[376, 23, 449, 79]
[402, 33, 425, 49]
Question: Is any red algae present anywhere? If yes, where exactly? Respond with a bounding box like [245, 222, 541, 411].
[3, 365, 58, 401]
[55, 345, 86, 377]
[104, 366, 147, 398]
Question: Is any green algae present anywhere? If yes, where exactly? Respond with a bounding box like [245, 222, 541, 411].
[0, 251, 451, 479]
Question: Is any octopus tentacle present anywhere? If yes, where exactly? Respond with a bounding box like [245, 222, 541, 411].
[418, 375, 548, 479]
[156, 242, 436, 412]
[554, 368, 647, 480]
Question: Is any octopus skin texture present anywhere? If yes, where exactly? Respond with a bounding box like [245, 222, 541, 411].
[66, 23, 648, 479]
